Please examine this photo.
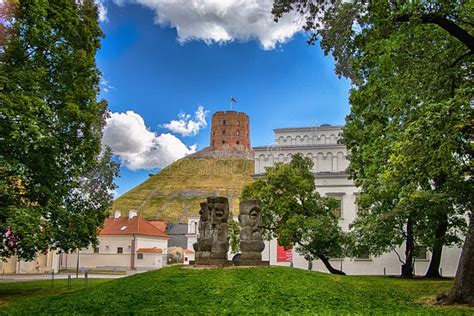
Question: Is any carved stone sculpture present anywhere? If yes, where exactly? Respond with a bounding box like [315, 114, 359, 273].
[193, 202, 212, 260]
[208, 196, 230, 259]
[194, 196, 230, 264]
[239, 200, 265, 261]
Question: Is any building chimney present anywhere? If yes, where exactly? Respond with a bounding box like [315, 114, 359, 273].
[128, 210, 138, 219]
[114, 211, 121, 219]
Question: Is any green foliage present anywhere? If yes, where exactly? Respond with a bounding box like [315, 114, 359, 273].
[228, 216, 240, 253]
[273, 0, 473, 277]
[242, 154, 346, 270]
[0, 266, 470, 314]
[0, 1, 118, 260]
[273, 1, 474, 81]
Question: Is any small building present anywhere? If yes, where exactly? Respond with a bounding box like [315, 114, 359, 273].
[62, 211, 169, 271]
[183, 249, 195, 265]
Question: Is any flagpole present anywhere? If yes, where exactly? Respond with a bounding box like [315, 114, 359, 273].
[230, 97, 237, 110]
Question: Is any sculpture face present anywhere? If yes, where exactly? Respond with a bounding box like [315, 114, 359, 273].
[239, 201, 261, 229]
[248, 207, 261, 228]
[208, 196, 229, 227]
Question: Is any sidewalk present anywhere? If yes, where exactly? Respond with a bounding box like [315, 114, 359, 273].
[0, 272, 133, 282]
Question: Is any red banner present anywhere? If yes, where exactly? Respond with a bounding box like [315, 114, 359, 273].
[276, 243, 292, 262]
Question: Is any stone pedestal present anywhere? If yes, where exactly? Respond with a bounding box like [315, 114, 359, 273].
[194, 259, 233, 267]
[234, 260, 270, 267]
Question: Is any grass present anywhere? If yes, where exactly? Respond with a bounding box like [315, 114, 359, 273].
[112, 157, 255, 222]
[0, 266, 472, 315]
[0, 278, 109, 311]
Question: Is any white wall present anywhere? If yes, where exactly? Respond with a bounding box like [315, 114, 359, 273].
[136, 236, 168, 254]
[254, 146, 348, 174]
[135, 253, 164, 270]
[260, 238, 461, 276]
[274, 127, 343, 146]
[64, 253, 131, 270]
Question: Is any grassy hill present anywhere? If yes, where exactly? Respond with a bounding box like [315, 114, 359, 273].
[1, 266, 470, 314]
[112, 157, 255, 222]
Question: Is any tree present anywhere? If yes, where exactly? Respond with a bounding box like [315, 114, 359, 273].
[272, 0, 473, 300]
[0, 0, 118, 261]
[241, 153, 346, 275]
[228, 217, 240, 254]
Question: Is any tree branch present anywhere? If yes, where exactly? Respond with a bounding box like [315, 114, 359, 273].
[449, 51, 473, 68]
[395, 13, 474, 53]
[392, 248, 406, 265]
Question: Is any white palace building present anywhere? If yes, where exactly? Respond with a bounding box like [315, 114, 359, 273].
[251, 124, 462, 276]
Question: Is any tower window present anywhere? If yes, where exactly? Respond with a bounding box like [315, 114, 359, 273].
[222, 140, 226, 144]
[236, 130, 240, 136]
[237, 120, 240, 126]
[236, 141, 240, 145]
[223, 130, 226, 135]
[223, 120, 227, 125]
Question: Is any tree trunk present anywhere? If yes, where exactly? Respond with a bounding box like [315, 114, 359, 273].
[425, 214, 448, 278]
[320, 257, 346, 275]
[441, 214, 474, 306]
[401, 218, 414, 278]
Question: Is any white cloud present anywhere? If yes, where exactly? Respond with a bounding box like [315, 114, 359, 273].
[162, 106, 208, 137]
[100, 78, 115, 93]
[95, 0, 108, 22]
[101, 0, 304, 50]
[102, 111, 197, 170]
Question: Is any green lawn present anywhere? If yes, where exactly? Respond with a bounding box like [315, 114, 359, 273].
[0, 266, 471, 315]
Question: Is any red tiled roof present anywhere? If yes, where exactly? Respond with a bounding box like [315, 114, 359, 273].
[148, 220, 167, 232]
[100, 216, 169, 238]
[137, 248, 163, 253]
[184, 249, 194, 254]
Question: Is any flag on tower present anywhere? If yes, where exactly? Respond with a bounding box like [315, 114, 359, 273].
[230, 97, 237, 103]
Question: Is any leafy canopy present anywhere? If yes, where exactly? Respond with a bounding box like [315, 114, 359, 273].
[241, 154, 346, 262]
[0, 0, 119, 260]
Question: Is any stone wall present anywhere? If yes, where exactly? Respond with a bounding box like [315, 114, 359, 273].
[210, 111, 251, 150]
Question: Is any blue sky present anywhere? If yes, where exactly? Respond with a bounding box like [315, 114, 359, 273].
[97, 2, 351, 197]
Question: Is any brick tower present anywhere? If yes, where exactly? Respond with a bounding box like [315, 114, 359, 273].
[210, 111, 251, 151]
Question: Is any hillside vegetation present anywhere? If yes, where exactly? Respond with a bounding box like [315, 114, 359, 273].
[112, 157, 255, 222]
[1, 266, 470, 314]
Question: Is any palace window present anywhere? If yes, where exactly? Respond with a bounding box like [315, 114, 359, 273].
[326, 193, 345, 219]
[332, 199, 342, 219]
[93, 247, 99, 254]
[117, 247, 123, 254]
[137, 253, 144, 260]
[355, 252, 370, 260]
[223, 130, 226, 135]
